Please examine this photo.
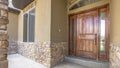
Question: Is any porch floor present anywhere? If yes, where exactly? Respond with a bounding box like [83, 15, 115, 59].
[8, 54, 47, 68]
[8, 54, 89, 68]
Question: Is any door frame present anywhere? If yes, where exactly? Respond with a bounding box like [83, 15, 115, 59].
[68, 4, 110, 61]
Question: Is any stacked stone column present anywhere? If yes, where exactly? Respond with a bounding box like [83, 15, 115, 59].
[0, 0, 9, 68]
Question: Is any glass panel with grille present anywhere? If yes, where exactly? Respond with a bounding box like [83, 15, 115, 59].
[69, 0, 102, 10]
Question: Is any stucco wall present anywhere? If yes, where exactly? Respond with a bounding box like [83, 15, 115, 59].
[17, 0, 52, 67]
[110, 0, 120, 43]
[8, 12, 18, 41]
[35, 0, 51, 42]
[18, 11, 23, 41]
[110, 0, 120, 68]
[51, 0, 68, 66]
[51, 0, 67, 43]
[18, 0, 51, 42]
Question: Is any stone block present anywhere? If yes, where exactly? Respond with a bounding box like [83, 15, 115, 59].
[0, 35, 8, 40]
[0, 30, 8, 40]
[0, 60, 8, 68]
[0, 3, 8, 10]
[0, 0, 8, 4]
[0, 41, 8, 48]
[0, 18, 8, 25]
[0, 48, 8, 55]
[0, 24, 7, 30]
[0, 10, 8, 18]
[51, 42, 68, 66]
[8, 41, 18, 54]
[110, 43, 120, 68]
[0, 54, 7, 61]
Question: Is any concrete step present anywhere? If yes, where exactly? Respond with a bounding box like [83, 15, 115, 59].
[65, 56, 109, 68]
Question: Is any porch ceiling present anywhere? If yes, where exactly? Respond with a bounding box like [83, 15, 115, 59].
[12, 0, 34, 9]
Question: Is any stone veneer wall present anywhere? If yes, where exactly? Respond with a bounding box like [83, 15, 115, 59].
[0, 0, 9, 68]
[8, 41, 18, 54]
[17, 41, 51, 67]
[51, 42, 68, 66]
[17, 41, 68, 68]
[110, 43, 120, 68]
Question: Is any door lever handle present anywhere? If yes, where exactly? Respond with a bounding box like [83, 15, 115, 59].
[95, 34, 97, 45]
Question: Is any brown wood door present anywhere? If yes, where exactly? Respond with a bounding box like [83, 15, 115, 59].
[76, 10, 99, 59]
[69, 5, 109, 60]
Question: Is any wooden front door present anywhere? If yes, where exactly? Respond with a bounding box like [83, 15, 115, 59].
[76, 10, 98, 59]
[69, 5, 109, 60]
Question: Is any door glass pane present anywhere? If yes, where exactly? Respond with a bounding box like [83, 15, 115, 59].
[100, 12, 106, 55]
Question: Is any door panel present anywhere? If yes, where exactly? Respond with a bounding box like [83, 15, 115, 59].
[76, 10, 98, 59]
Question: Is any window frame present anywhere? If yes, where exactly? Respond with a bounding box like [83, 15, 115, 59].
[23, 7, 35, 42]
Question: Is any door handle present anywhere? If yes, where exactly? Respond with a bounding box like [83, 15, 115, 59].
[95, 34, 97, 45]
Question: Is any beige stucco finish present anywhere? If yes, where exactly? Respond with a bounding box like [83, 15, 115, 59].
[18, 0, 51, 42]
[8, 12, 18, 41]
[110, 0, 120, 43]
[51, 0, 67, 42]
[35, 0, 51, 42]
[18, 11, 23, 41]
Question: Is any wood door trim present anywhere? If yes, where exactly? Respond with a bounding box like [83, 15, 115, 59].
[69, 15, 77, 56]
[68, 4, 109, 16]
[98, 5, 110, 61]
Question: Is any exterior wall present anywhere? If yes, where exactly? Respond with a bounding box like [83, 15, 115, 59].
[17, 0, 51, 68]
[8, 12, 18, 41]
[35, 0, 51, 42]
[18, 0, 51, 42]
[110, 0, 120, 43]
[51, 0, 68, 66]
[51, 0, 67, 42]
[17, 0, 68, 67]
[110, 0, 120, 68]
[18, 11, 23, 41]
[17, 0, 120, 68]
[7, 12, 18, 54]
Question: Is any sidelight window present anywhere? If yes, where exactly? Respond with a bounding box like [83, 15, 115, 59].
[100, 11, 106, 55]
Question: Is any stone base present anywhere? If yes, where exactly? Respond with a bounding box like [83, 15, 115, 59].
[51, 42, 68, 66]
[8, 41, 18, 54]
[0, 60, 8, 68]
[110, 43, 120, 68]
[17, 41, 68, 68]
[18, 41, 51, 68]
